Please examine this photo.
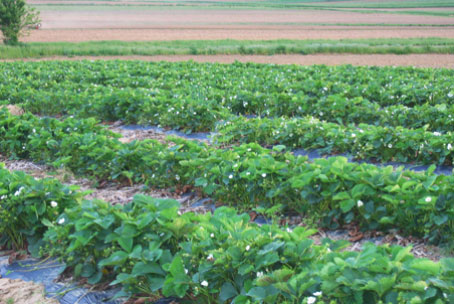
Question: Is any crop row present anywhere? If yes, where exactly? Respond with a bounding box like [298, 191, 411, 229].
[1, 166, 454, 303]
[1, 62, 454, 132]
[5, 84, 454, 133]
[215, 116, 454, 166]
[1, 109, 454, 245]
[2, 61, 454, 108]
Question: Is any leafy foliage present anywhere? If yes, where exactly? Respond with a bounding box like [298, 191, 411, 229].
[1, 109, 454, 245]
[3, 60, 454, 302]
[1, 61, 454, 132]
[215, 116, 454, 165]
[0, 0, 40, 45]
[40, 195, 454, 303]
[0, 164, 83, 253]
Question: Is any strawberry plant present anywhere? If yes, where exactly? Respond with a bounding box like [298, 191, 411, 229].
[41, 194, 454, 303]
[0, 164, 83, 253]
[215, 116, 454, 165]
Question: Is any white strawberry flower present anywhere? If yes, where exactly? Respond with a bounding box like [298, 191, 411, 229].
[448, 144, 452, 151]
[262, 173, 267, 178]
[50, 201, 58, 208]
[256, 271, 264, 278]
[201, 280, 208, 287]
[313, 291, 322, 297]
[425, 197, 432, 203]
[229, 174, 233, 179]
[357, 200, 364, 207]
[58, 218, 65, 225]
[245, 245, 250, 251]
[307, 296, 316, 304]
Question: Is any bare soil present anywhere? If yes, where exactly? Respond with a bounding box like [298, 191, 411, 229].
[23, 26, 454, 42]
[33, 8, 454, 29]
[0, 278, 58, 304]
[7, 54, 454, 68]
[20, 5, 454, 42]
[0, 105, 24, 116]
[110, 125, 176, 145]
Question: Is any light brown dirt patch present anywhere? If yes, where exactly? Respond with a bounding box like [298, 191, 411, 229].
[0, 105, 24, 116]
[7, 54, 454, 69]
[0, 278, 58, 304]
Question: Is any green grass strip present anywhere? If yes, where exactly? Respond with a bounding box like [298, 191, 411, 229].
[2, 38, 454, 59]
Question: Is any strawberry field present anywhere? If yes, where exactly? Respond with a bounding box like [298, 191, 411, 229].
[1, 60, 454, 303]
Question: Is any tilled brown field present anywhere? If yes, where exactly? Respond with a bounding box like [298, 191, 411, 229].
[24, 26, 454, 42]
[22, 4, 454, 42]
[6, 54, 454, 68]
[34, 8, 454, 28]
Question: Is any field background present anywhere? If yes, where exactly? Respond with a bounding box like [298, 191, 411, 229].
[0, 0, 448, 66]
[25, 0, 454, 42]
[2, 1, 454, 303]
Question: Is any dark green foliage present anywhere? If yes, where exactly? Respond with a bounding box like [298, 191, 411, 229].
[0, 0, 40, 45]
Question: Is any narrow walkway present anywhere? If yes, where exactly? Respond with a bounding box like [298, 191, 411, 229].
[4, 54, 454, 68]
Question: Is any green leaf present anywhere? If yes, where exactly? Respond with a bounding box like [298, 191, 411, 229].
[219, 282, 237, 302]
[410, 259, 440, 275]
[247, 287, 266, 300]
[272, 145, 286, 152]
[81, 263, 95, 278]
[118, 236, 133, 253]
[169, 255, 187, 280]
[333, 191, 350, 201]
[340, 199, 355, 213]
[99, 251, 129, 267]
[132, 262, 164, 276]
[88, 270, 103, 284]
[238, 264, 254, 275]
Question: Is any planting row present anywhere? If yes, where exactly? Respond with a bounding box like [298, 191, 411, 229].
[2, 61, 453, 108]
[1, 61, 454, 132]
[1, 109, 454, 245]
[215, 116, 454, 166]
[5, 85, 454, 133]
[1, 167, 454, 303]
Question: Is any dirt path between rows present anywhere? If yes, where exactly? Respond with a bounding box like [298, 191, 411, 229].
[0, 278, 59, 304]
[6, 54, 454, 68]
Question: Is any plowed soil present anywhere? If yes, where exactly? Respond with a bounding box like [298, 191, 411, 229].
[22, 5, 454, 42]
[34, 8, 454, 28]
[24, 26, 454, 42]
